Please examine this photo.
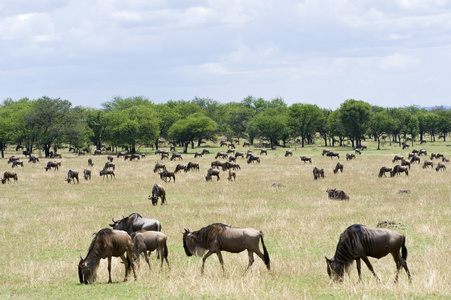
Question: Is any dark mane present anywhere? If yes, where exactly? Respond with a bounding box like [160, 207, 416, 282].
[86, 228, 113, 258]
[194, 223, 230, 248]
[333, 224, 366, 268]
[125, 213, 142, 226]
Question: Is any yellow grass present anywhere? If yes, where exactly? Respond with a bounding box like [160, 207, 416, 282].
[0, 141, 450, 299]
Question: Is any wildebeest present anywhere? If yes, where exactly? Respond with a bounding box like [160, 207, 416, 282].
[430, 153, 436, 159]
[378, 167, 392, 178]
[235, 151, 244, 159]
[325, 224, 411, 283]
[402, 143, 410, 149]
[211, 160, 227, 169]
[1, 171, 18, 184]
[247, 155, 260, 164]
[201, 149, 210, 155]
[110, 213, 162, 233]
[185, 162, 199, 172]
[346, 153, 355, 160]
[215, 152, 228, 159]
[243, 141, 250, 147]
[83, 168, 91, 180]
[220, 140, 228, 147]
[153, 162, 166, 173]
[45, 161, 61, 171]
[322, 149, 330, 156]
[129, 154, 140, 161]
[333, 163, 343, 174]
[170, 153, 182, 161]
[392, 155, 404, 163]
[300, 156, 312, 164]
[174, 164, 187, 173]
[107, 155, 114, 162]
[260, 149, 267, 156]
[205, 168, 220, 181]
[11, 160, 24, 168]
[7, 156, 19, 164]
[183, 223, 270, 275]
[194, 151, 203, 158]
[100, 169, 115, 180]
[131, 231, 170, 271]
[93, 150, 101, 155]
[78, 228, 137, 284]
[88, 158, 94, 167]
[422, 160, 433, 169]
[227, 149, 235, 155]
[410, 155, 420, 164]
[419, 149, 427, 156]
[326, 188, 349, 200]
[443, 157, 450, 162]
[355, 148, 361, 155]
[161, 153, 169, 160]
[436, 162, 446, 172]
[66, 170, 79, 184]
[401, 159, 411, 169]
[391, 165, 409, 177]
[436, 153, 444, 160]
[159, 169, 175, 182]
[103, 161, 115, 171]
[327, 152, 340, 159]
[117, 151, 126, 158]
[285, 150, 292, 157]
[149, 184, 166, 205]
[228, 170, 236, 181]
[28, 156, 39, 163]
[313, 167, 324, 180]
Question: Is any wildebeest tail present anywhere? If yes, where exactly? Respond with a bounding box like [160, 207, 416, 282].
[163, 243, 169, 259]
[402, 237, 408, 261]
[260, 232, 270, 270]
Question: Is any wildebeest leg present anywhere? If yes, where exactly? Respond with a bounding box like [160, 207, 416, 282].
[245, 250, 255, 274]
[216, 251, 226, 276]
[356, 258, 362, 282]
[361, 255, 379, 281]
[201, 250, 215, 275]
[107, 256, 113, 283]
[143, 250, 152, 271]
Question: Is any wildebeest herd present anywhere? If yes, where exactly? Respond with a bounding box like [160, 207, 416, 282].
[2, 142, 448, 286]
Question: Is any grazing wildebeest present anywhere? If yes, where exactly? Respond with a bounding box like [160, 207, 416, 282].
[442, 157, 450, 162]
[327, 152, 340, 159]
[110, 213, 162, 234]
[28, 156, 39, 163]
[401, 159, 411, 169]
[436, 162, 446, 172]
[392, 155, 404, 163]
[378, 167, 392, 178]
[247, 155, 260, 164]
[220, 140, 228, 147]
[243, 141, 250, 147]
[201, 149, 210, 155]
[129, 154, 140, 161]
[228, 170, 236, 181]
[159, 169, 175, 182]
[346, 153, 355, 160]
[235, 152, 244, 159]
[419, 149, 427, 156]
[402, 143, 410, 150]
[410, 155, 420, 164]
[66, 170, 79, 184]
[430, 153, 436, 159]
[420, 139, 427, 144]
[228, 143, 235, 149]
[124, 154, 131, 161]
[325, 224, 411, 283]
[322, 149, 330, 156]
[149, 184, 166, 205]
[260, 149, 267, 156]
[170, 153, 182, 161]
[83, 168, 91, 180]
[174, 164, 187, 173]
[183, 223, 270, 275]
[228, 156, 236, 162]
[1, 171, 18, 184]
[422, 160, 433, 169]
[333, 163, 343, 174]
[215, 152, 228, 159]
[185, 162, 199, 172]
[300, 156, 312, 164]
[313, 167, 325, 180]
[194, 151, 203, 158]
[88, 158, 94, 167]
[170, 145, 176, 152]
[93, 150, 101, 155]
[117, 151, 126, 158]
[326, 188, 349, 200]
[153, 162, 166, 173]
[285, 150, 292, 157]
[161, 153, 169, 160]
[211, 160, 227, 169]
[107, 155, 114, 162]
[355, 149, 361, 155]
[11, 160, 24, 168]
[391, 165, 409, 177]
[205, 168, 220, 181]
[7, 156, 19, 164]
[78, 228, 137, 284]
[361, 145, 367, 151]
[45, 161, 60, 171]
[100, 169, 115, 180]
[227, 149, 235, 155]
[131, 231, 170, 271]
[436, 153, 444, 160]
[103, 161, 115, 171]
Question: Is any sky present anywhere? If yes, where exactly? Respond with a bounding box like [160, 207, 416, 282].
[1, 0, 451, 109]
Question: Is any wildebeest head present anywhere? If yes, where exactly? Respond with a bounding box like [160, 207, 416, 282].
[182, 228, 193, 256]
[78, 254, 96, 284]
[109, 217, 124, 230]
[325, 255, 345, 281]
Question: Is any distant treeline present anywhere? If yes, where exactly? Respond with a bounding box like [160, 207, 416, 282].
[1, 95, 450, 158]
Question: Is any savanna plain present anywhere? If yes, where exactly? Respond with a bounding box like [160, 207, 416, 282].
[0, 139, 450, 299]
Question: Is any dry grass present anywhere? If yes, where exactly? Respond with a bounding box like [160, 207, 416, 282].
[0, 141, 450, 299]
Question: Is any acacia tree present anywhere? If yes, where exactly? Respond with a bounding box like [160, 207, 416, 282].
[338, 99, 372, 148]
[288, 103, 324, 147]
[168, 113, 217, 153]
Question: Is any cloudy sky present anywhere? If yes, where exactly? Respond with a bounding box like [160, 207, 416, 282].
[1, 0, 451, 109]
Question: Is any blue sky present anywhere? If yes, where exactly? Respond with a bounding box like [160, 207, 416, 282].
[1, 0, 450, 109]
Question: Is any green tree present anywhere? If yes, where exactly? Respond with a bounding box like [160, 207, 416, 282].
[85, 109, 112, 150]
[369, 110, 395, 150]
[338, 99, 372, 148]
[318, 108, 332, 147]
[246, 109, 288, 148]
[288, 103, 324, 147]
[168, 113, 217, 153]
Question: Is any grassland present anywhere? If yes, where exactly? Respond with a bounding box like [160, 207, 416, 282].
[0, 139, 450, 299]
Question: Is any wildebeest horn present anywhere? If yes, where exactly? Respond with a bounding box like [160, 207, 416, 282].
[184, 228, 189, 233]
[325, 254, 331, 262]
[79, 253, 83, 260]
